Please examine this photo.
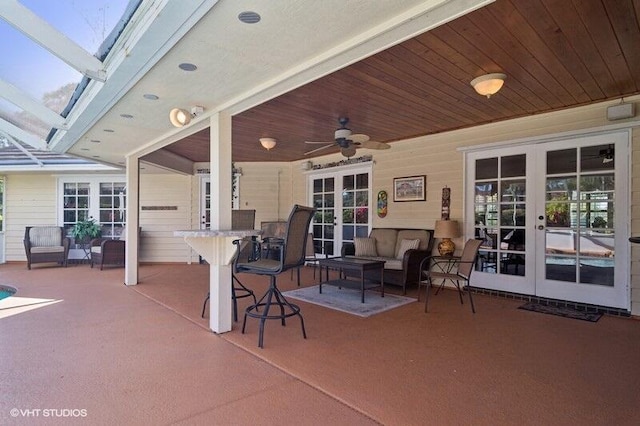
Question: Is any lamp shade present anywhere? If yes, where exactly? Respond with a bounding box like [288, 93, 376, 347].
[169, 108, 191, 127]
[260, 137, 277, 150]
[434, 219, 460, 239]
[470, 73, 506, 98]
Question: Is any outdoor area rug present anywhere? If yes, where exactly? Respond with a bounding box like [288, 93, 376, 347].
[518, 302, 602, 322]
[283, 285, 416, 318]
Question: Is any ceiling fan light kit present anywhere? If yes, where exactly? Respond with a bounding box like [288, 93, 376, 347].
[470, 73, 506, 98]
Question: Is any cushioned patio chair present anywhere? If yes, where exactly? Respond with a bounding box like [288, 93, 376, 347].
[90, 228, 126, 270]
[236, 205, 315, 348]
[24, 226, 70, 269]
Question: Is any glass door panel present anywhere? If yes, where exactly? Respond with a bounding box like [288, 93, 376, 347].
[312, 176, 336, 256]
[539, 140, 621, 300]
[536, 133, 628, 308]
[472, 150, 533, 288]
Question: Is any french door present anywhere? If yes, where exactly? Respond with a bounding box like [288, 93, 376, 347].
[466, 131, 629, 309]
[308, 166, 372, 258]
[200, 177, 211, 229]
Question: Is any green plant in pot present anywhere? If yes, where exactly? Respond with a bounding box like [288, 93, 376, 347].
[71, 218, 102, 244]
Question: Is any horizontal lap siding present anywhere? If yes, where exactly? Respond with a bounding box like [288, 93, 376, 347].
[139, 174, 192, 263]
[4, 175, 57, 261]
[233, 162, 292, 226]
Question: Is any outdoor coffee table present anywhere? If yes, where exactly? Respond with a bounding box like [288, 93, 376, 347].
[318, 257, 385, 303]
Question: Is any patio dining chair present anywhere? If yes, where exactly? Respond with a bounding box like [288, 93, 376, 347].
[235, 205, 315, 348]
[418, 238, 483, 313]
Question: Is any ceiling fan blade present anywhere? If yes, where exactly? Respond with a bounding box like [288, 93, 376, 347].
[305, 140, 334, 145]
[359, 140, 390, 150]
[304, 144, 335, 156]
[349, 133, 369, 143]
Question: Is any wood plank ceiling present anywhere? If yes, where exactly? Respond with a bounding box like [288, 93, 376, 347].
[163, 0, 640, 163]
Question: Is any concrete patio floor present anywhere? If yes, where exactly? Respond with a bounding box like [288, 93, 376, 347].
[2, 262, 640, 425]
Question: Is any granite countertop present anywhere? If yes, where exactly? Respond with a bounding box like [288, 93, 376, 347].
[173, 229, 261, 238]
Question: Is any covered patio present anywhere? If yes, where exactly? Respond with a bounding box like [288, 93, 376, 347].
[2, 263, 639, 424]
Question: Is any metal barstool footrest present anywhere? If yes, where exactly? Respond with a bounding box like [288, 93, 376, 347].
[242, 280, 307, 348]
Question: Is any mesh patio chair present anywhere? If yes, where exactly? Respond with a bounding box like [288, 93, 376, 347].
[418, 238, 483, 313]
[235, 205, 315, 348]
[290, 233, 318, 286]
[201, 210, 258, 322]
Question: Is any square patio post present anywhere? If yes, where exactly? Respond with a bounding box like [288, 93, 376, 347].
[208, 111, 233, 333]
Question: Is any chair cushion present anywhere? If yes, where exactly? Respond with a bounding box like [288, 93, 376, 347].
[396, 238, 420, 259]
[91, 246, 102, 254]
[29, 227, 61, 247]
[31, 245, 64, 254]
[354, 237, 377, 257]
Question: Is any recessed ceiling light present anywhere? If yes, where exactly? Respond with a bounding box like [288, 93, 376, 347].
[238, 11, 261, 23]
[178, 63, 197, 71]
[103, 129, 114, 133]
[120, 114, 134, 119]
[143, 94, 159, 100]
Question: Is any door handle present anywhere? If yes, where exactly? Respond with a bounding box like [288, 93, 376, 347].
[537, 225, 544, 230]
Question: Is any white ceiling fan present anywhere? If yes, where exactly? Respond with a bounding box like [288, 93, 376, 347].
[304, 117, 390, 158]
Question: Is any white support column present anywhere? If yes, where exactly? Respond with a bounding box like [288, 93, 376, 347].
[124, 155, 140, 286]
[208, 111, 233, 333]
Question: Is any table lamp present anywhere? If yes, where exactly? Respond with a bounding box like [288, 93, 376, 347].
[434, 219, 460, 256]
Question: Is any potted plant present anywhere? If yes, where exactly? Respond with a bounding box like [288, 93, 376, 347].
[71, 218, 102, 245]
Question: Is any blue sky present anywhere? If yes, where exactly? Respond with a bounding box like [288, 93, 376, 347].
[0, 0, 130, 101]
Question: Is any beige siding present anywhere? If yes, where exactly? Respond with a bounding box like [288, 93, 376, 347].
[4, 174, 58, 261]
[234, 162, 292, 226]
[139, 174, 193, 263]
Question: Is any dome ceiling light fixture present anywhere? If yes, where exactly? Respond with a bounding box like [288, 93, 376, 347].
[470, 73, 507, 98]
[259, 137, 277, 150]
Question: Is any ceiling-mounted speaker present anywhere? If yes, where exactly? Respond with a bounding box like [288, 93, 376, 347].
[606, 102, 635, 121]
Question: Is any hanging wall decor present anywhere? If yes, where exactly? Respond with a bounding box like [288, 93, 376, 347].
[441, 186, 451, 220]
[377, 190, 388, 218]
[393, 175, 426, 202]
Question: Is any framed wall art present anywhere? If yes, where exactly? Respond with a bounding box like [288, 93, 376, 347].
[393, 175, 426, 202]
